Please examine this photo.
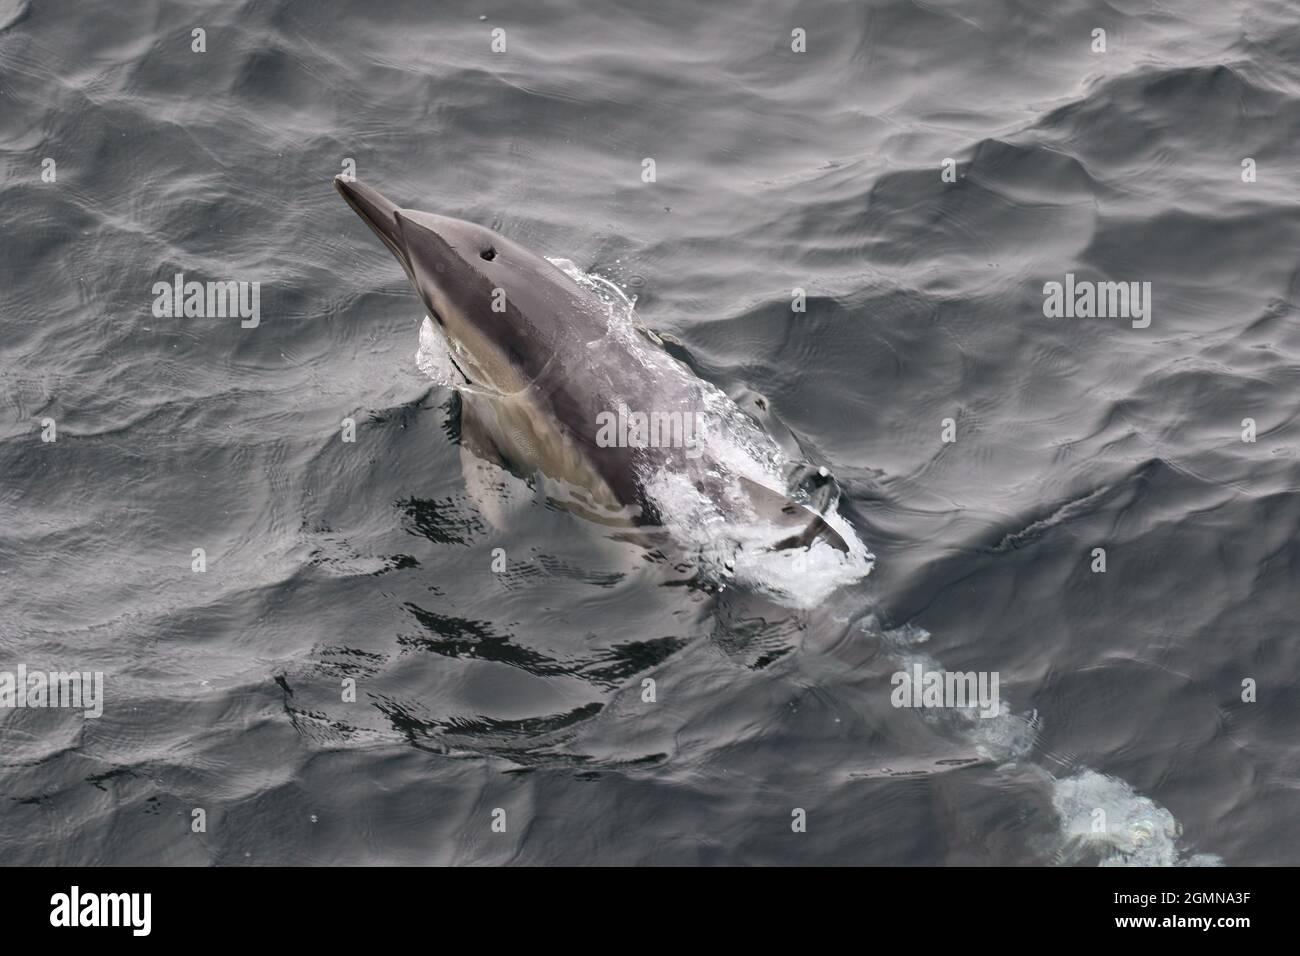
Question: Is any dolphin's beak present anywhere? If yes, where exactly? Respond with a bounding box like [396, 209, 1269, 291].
[334, 176, 409, 271]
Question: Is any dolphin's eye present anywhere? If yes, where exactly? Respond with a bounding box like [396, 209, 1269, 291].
[480, 246, 496, 261]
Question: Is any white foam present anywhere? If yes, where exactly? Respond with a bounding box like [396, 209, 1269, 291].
[1052, 769, 1223, 866]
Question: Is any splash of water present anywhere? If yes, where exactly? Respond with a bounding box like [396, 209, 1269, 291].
[869, 619, 1222, 865]
[1052, 769, 1223, 866]
[553, 258, 873, 605]
[414, 316, 460, 388]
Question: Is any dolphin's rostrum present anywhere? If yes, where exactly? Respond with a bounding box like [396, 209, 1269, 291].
[335, 176, 848, 555]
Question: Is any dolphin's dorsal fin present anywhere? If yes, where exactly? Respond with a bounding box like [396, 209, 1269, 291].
[737, 475, 849, 553]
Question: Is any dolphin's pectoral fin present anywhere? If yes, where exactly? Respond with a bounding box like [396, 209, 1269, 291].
[458, 393, 507, 467]
[737, 475, 850, 553]
[460, 446, 528, 532]
[457, 394, 534, 531]
[457, 388, 539, 478]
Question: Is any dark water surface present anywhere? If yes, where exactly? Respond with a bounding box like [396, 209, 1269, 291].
[2, 0, 1298, 864]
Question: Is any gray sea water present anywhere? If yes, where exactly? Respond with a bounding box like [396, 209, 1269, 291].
[2, 0, 1298, 865]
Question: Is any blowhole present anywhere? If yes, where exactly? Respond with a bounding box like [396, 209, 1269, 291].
[480, 247, 496, 261]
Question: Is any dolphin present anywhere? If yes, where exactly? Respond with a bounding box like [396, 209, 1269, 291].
[334, 176, 849, 554]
